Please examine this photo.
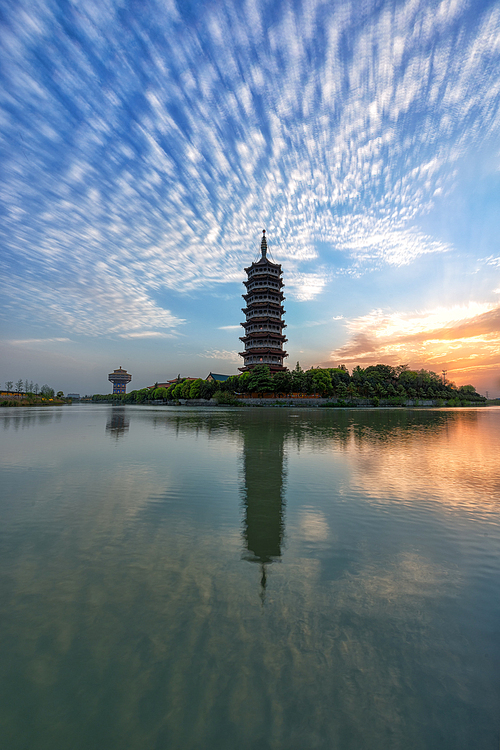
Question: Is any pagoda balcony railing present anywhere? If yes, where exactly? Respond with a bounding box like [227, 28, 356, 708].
[242, 292, 284, 304]
[242, 306, 285, 316]
[239, 352, 288, 362]
[244, 279, 284, 292]
[244, 340, 284, 350]
[240, 327, 286, 337]
[246, 265, 281, 279]
[240, 331, 287, 341]
[240, 346, 289, 355]
[241, 317, 286, 326]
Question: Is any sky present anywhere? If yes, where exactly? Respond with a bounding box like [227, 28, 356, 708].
[1, 0, 500, 396]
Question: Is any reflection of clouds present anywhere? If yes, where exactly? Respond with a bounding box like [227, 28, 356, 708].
[1, 407, 498, 746]
[2, 487, 465, 749]
[349, 410, 500, 517]
[299, 509, 329, 542]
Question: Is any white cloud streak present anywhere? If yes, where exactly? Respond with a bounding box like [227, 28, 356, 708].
[1, 0, 500, 334]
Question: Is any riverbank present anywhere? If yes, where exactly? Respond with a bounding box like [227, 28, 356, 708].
[94, 396, 491, 408]
[0, 397, 70, 407]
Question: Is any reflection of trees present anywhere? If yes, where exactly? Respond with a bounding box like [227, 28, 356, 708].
[2, 412, 54, 431]
[106, 408, 130, 440]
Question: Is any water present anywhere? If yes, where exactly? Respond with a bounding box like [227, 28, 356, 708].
[1, 405, 499, 749]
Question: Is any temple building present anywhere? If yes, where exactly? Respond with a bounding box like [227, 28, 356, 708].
[108, 366, 132, 394]
[239, 230, 288, 372]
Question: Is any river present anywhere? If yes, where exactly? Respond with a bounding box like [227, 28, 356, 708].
[1, 405, 499, 749]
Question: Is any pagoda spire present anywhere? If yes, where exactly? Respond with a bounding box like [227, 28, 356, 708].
[261, 229, 267, 258]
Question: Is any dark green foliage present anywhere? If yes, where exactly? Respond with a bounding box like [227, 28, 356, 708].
[153, 387, 169, 399]
[88, 366, 486, 406]
[189, 379, 204, 399]
[273, 371, 293, 394]
[291, 362, 306, 393]
[172, 382, 185, 399]
[247, 365, 273, 394]
[199, 380, 217, 400]
[213, 390, 238, 405]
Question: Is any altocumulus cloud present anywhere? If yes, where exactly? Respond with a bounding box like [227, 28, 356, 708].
[1, 0, 500, 336]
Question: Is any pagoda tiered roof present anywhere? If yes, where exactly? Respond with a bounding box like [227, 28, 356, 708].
[239, 230, 288, 373]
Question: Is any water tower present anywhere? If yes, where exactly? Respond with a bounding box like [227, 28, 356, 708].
[108, 366, 132, 394]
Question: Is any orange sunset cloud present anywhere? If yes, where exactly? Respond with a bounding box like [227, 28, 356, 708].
[323, 302, 500, 395]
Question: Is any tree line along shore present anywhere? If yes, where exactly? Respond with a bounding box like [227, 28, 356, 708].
[0, 382, 71, 407]
[91, 364, 487, 407]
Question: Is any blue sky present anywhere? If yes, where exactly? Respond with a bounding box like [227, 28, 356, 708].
[1, 0, 500, 395]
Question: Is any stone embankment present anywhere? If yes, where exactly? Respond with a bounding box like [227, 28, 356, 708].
[147, 397, 444, 408]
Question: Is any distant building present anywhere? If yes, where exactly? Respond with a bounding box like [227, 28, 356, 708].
[67, 393, 80, 401]
[239, 230, 288, 373]
[147, 378, 197, 390]
[147, 380, 178, 390]
[108, 366, 132, 394]
[206, 373, 231, 383]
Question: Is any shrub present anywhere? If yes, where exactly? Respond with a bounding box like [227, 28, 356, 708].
[213, 390, 238, 406]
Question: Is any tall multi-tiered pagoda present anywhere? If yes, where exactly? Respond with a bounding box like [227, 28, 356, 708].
[239, 230, 288, 372]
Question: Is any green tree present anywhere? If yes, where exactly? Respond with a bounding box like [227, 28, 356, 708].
[16, 379, 23, 394]
[165, 383, 176, 400]
[235, 372, 250, 393]
[5, 381, 13, 393]
[347, 383, 358, 400]
[172, 382, 185, 399]
[336, 382, 348, 400]
[199, 380, 216, 400]
[247, 365, 273, 394]
[237, 372, 250, 393]
[181, 380, 192, 398]
[153, 387, 168, 399]
[273, 371, 293, 395]
[310, 368, 333, 397]
[291, 364, 306, 393]
[40, 385, 54, 398]
[189, 379, 204, 399]
[56, 391, 64, 398]
[330, 367, 350, 396]
[365, 364, 396, 383]
[222, 375, 241, 393]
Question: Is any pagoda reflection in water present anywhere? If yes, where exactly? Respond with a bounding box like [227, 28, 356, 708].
[240, 414, 287, 600]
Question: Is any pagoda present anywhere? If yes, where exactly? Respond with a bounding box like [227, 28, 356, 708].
[108, 366, 132, 394]
[239, 230, 288, 373]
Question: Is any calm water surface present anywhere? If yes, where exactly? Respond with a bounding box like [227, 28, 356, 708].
[1, 405, 499, 749]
